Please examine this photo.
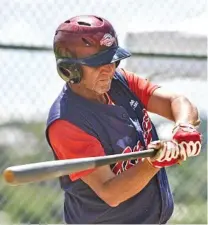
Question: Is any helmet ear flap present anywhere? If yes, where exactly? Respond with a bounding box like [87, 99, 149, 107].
[56, 59, 82, 84]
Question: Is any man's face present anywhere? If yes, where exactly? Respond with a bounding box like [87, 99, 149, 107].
[80, 63, 116, 95]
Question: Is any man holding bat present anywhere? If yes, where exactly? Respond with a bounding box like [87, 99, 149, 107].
[46, 15, 202, 224]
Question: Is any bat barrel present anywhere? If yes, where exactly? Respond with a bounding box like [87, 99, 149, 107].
[3, 149, 157, 186]
[3, 159, 98, 185]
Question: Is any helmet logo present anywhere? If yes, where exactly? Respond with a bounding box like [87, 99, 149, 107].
[100, 33, 115, 47]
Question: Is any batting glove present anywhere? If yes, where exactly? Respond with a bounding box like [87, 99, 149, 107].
[172, 123, 202, 161]
[147, 140, 181, 168]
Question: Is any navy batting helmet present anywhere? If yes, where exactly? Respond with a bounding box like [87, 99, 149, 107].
[54, 15, 131, 83]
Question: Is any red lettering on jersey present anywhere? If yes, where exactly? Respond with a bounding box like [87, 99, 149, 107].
[142, 109, 152, 146]
[112, 141, 143, 175]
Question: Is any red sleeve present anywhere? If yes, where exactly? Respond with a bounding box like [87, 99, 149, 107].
[121, 69, 160, 107]
[48, 119, 105, 181]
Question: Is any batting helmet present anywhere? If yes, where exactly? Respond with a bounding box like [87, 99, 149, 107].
[53, 15, 131, 83]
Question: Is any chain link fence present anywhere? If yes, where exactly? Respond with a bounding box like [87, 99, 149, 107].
[0, 0, 207, 224]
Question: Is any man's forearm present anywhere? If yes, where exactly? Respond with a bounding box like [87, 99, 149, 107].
[102, 159, 159, 206]
[171, 95, 200, 126]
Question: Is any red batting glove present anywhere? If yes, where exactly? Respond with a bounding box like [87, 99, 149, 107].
[172, 123, 202, 161]
[147, 140, 181, 168]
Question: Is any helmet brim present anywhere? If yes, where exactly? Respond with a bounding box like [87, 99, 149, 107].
[60, 47, 131, 67]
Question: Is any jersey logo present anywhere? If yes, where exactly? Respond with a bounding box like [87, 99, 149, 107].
[129, 99, 138, 110]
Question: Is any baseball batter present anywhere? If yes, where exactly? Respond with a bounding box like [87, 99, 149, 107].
[45, 15, 202, 224]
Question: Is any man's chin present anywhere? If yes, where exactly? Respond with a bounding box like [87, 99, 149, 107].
[97, 85, 111, 94]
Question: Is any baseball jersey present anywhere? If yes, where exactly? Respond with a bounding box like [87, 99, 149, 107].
[48, 69, 158, 180]
[46, 69, 174, 224]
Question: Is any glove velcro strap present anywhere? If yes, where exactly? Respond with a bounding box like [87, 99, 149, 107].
[172, 123, 197, 135]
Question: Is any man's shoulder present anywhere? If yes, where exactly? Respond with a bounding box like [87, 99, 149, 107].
[46, 84, 69, 124]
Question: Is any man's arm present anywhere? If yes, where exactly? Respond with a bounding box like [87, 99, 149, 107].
[146, 87, 200, 126]
[82, 138, 181, 207]
[81, 159, 159, 207]
[120, 69, 200, 125]
[146, 87, 202, 161]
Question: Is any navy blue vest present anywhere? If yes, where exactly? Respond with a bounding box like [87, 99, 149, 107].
[46, 70, 174, 224]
